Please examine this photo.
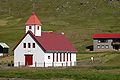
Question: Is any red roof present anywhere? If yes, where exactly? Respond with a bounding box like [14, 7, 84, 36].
[25, 12, 42, 25]
[13, 31, 77, 52]
[92, 34, 120, 39]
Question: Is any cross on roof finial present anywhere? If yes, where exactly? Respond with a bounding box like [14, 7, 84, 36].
[32, 0, 35, 12]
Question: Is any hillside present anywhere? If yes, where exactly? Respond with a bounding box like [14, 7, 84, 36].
[0, 0, 120, 64]
[0, 0, 120, 52]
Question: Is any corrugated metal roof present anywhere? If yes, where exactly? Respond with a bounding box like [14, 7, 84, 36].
[35, 32, 77, 52]
[13, 31, 77, 52]
[92, 34, 120, 39]
[0, 43, 9, 48]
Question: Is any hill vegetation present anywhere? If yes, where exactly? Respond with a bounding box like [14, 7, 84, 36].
[0, 0, 120, 79]
[0, 0, 120, 52]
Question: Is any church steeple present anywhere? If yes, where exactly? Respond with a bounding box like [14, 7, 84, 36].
[25, 12, 42, 36]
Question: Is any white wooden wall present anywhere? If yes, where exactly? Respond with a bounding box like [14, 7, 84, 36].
[14, 34, 45, 67]
[26, 25, 41, 36]
[45, 52, 76, 67]
[14, 33, 76, 67]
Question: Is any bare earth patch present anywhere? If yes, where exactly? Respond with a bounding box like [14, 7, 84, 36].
[0, 20, 8, 26]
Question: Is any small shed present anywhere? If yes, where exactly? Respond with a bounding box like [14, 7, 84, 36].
[0, 43, 9, 56]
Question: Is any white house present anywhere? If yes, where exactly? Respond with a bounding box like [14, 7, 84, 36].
[13, 12, 77, 67]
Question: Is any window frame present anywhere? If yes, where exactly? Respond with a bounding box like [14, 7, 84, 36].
[98, 40, 101, 43]
[106, 45, 109, 49]
[101, 45, 104, 49]
[98, 39, 108, 43]
[97, 45, 100, 49]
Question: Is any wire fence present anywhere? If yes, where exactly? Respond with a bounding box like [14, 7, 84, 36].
[0, 59, 102, 68]
[13, 61, 77, 67]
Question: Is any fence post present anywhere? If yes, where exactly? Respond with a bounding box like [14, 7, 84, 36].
[66, 62, 68, 67]
[74, 61, 76, 66]
[35, 62, 37, 67]
[44, 62, 45, 67]
[18, 62, 20, 67]
[70, 61, 72, 66]
[62, 63, 63, 67]
[11, 61, 13, 67]
[52, 62, 54, 67]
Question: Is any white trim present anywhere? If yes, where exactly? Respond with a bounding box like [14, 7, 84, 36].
[24, 52, 34, 55]
[0, 43, 9, 48]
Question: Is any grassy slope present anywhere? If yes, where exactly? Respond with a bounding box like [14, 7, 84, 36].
[0, 0, 119, 62]
[0, 67, 119, 80]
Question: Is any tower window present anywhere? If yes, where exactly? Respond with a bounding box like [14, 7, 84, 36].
[48, 56, 50, 59]
[28, 43, 31, 48]
[23, 43, 26, 48]
[29, 26, 32, 29]
[37, 26, 39, 30]
[33, 43, 35, 48]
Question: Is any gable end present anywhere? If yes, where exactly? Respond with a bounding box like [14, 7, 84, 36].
[13, 31, 46, 52]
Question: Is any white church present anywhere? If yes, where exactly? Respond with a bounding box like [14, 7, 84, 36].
[13, 12, 77, 67]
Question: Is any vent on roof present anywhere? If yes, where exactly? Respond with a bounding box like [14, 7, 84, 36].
[61, 32, 64, 35]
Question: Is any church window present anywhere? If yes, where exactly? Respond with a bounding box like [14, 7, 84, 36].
[37, 26, 39, 30]
[23, 43, 26, 48]
[29, 26, 32, 29]
[33, 43, 35, 48]
[28, 43, 31, 48]
[56, 53, 58, 62]
[48, 56, 50, 59]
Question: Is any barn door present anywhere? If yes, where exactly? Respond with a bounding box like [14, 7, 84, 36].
[25, 55, 33, 66]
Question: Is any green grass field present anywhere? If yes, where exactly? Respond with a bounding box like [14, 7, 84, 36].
[0, 67, 119, 80]
[0, 0, 120, 79]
